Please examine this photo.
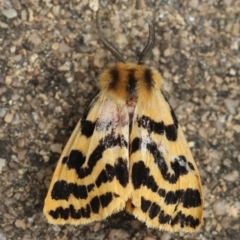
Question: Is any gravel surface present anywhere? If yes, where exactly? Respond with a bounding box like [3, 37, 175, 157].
[0, 0, 239, 239]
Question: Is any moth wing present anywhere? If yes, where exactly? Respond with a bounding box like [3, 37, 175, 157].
[44, 92, 131, 225]
[127, 90, 203, 232]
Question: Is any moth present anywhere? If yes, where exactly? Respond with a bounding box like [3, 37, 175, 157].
[43, 22, 203, 232]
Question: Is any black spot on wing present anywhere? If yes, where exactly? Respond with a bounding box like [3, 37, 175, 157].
[87, 184, 95, 192]
[165, 124, 177, 141]
[182, 189, 202, 208]
[188, 162, 195, 171]
[62, 150, 85, 169]
[144, 68, 154, 90]
[77, 92, 100, 138]
[81, 120, 95, 137]
[141, 197, 151, 212]
[158, 188, 166, 197]
[113, 193, 120, 198]
[95, 158, 129, 188]
[80, 204, 91, 218]
[108, 67, 119, 89]
[115, 157, 129, 187]
[100, 192, 113, 208]
[62, 156, 68, 164]
[159, 209, 171, 224]
[90, 196, 100, 214]
[51, 180, 95, 200]
[131, 137, 141, 154]
[70, 204, 81, 219]
[95, 164, 115, 187]
[138, 115, 164, 135]
[164, 190, 184, 205]
[63, 134, 127, 179]
[149, 202, 160, 219]
[51, 180, 69, 200]
[132, 161, 158, 192]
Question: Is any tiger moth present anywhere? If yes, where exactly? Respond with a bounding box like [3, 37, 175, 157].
[43, 20, 203, 232]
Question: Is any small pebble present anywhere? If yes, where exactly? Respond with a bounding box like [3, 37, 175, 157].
[99, 0, 108, 8]
[52, 42, 59, 50]
[59, 42, 70, 53]
[0, 21, 8, 28]
[52, 5, 60, 16]
[30, 53, 38, 63]
[164, 48, 176, 57]
[93, 222, 101, 232]
[0, 158, 6, 173]
[224, 99, 238, 115]
[5, 76, 12, 85]
[0, 108, 6, 118]
[28, 33, 42, 46]
[108, 229, 130, 240]
[223, 170, 239, 182]
[2, 9, 17, 19]
[233, 125, 240, 133]
[189, 0, 199, 9]
[160, 233, 172, 240]
[229, 68, 236, 76]
[212, 199, 226, 216]
[52, 225, 61, 232]
[50, 143, 63, 154]
[15, 219, 26, 230]
[0, 231, 7, 240]
[144, 236, 156, 240]
[11, 113, 21, 125]
[4, 112, 14, 123]
[89, 0, 99, 11]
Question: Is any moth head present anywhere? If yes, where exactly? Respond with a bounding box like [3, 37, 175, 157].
[97, 14, 162, 100]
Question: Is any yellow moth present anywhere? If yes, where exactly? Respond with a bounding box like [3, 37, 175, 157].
[43, 21, 203, 232]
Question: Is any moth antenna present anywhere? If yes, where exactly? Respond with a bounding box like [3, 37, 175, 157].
[138, 22, 155, 65]
[96, 11, 125, 63]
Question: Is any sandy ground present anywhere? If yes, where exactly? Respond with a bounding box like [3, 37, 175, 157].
[0, 0, 239, 239]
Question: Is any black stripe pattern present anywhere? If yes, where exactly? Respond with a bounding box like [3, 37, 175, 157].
[137, 111, 178, 141]
[131, 137, 195, 184]
[62, 134, 128, 179]
[49, 192, 115, 220]
[141, 197, 201, 229]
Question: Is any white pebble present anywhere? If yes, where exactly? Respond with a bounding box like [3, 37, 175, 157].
[2, 9, 17, 19]
[89, 0, 99, 11]
[50, 143, 63, 154]
[224, 99, 238, 115]
[212, 199, 226, 215]
[0, 158, 6, 173]
[223, 170, 239, 182]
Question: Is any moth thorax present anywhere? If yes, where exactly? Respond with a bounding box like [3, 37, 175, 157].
[126, 94, 137, 125]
